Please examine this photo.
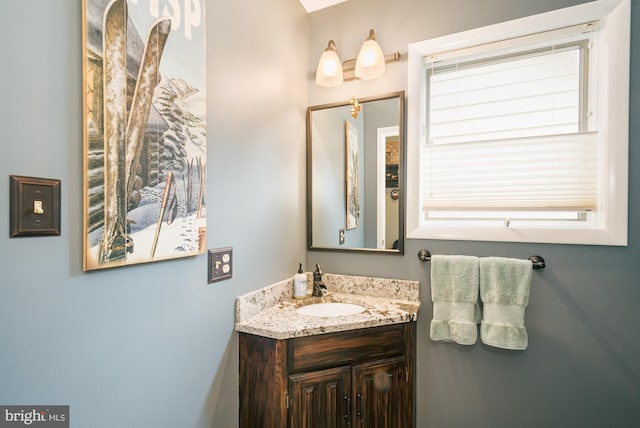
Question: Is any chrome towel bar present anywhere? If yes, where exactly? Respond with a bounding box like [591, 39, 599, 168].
[417, 249, 545, 270]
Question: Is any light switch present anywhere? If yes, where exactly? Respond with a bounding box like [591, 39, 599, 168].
[10, 175, 61, 237]
[33, 200, 44, 215]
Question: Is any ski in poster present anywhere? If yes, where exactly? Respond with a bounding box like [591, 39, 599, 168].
[82, 0, 207, 270]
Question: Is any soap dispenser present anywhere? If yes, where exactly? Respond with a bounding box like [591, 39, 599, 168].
[293, 263, 308, 299]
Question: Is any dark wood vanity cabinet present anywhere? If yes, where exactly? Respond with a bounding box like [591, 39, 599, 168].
[239, 322, 416, 428]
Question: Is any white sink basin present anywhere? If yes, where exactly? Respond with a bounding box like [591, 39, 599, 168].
[296, 302, 366, 317]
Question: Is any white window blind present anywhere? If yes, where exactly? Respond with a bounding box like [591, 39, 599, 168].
[421, 132, 598, 211]
[406, 0, 630, 245]
[421, 44, 598, 213]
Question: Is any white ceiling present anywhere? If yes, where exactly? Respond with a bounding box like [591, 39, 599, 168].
[298, 0, 349, 13]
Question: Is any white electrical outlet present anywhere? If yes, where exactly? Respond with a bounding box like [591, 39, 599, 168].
[208, 247, 232, 283]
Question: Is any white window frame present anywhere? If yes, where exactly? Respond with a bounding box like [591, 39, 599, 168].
[406, 0, 630, 246]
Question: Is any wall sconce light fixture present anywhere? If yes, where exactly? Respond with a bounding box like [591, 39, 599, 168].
[315, 40, 343, 87]
[315, 29, 401, 87]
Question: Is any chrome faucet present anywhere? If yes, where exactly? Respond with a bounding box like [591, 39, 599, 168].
[311, 264, 327, 297]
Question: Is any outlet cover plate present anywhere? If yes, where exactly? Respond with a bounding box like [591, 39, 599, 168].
[208, 247, 232, 283]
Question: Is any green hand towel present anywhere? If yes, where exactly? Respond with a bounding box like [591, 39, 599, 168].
[430, 255, 479, 345]
[479, 257, 532, 350]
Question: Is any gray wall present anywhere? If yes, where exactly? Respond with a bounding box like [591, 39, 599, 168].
[310, 105, 366, 247]
[0, 0, 307, 427]
[307, 0, 640, 427]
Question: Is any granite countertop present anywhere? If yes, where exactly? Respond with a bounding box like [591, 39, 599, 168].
[235, 273, 421, 340]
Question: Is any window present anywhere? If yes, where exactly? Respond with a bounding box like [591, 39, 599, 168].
[406, 0, 630, 245]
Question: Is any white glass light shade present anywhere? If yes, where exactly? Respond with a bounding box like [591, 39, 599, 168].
[315, 40, 343, 87]
[355, 29, 385, 80]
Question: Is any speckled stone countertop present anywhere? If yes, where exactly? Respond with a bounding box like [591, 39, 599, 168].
[235, 273, 420, 339]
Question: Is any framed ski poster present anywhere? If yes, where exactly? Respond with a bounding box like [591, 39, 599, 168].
[82, 0, 207, 271]
[345, 120, 359, 230]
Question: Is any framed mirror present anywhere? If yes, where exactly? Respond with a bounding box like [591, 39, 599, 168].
[307, 91, 405, 254]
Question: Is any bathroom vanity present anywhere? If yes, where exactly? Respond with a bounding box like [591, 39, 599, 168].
[235, 274, 420, 427]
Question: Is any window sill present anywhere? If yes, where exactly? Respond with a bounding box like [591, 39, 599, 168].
[407, 223, 627, 246]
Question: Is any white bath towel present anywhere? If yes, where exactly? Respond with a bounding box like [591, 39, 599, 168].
[479, 257, 532, 350]
[430, 255, 479, 345]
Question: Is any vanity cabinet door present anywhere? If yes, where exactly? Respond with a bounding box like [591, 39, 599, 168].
[289, 366, 351, 428]
[352, 356, 408, 428]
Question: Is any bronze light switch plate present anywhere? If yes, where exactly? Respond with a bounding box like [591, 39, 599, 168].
[10, 175, 61, 237]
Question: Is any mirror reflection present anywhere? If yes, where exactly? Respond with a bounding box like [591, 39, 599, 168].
[307, 92, 404, 253]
